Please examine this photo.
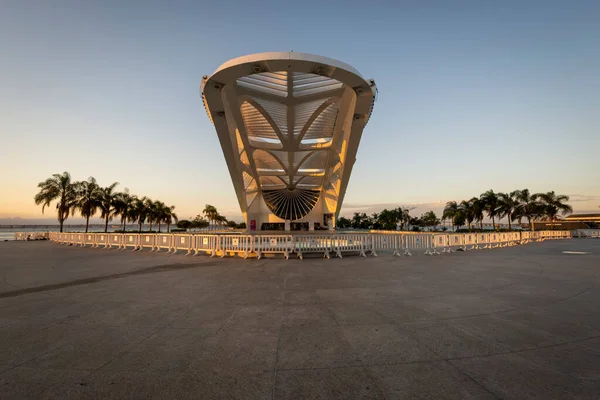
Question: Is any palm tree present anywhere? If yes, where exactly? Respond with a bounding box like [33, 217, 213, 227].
[144, 198, 158, 232]
[163, 205, 178, 232]
[469, 197, 485, 230]
[98, 182, 120, 233]
[480, 190, 499, 230]
[75, 177, 100, 233]
[442, 201, 460, 232]
[459, 200, 475, 231]
[534, 191, 573, 229]
[153, 201, 167, 232]
[131, 196, 149, 232]
[514, 189, 541, 231]
[497, 191, 519, 230]
[113, 190, 136, 232]
[34, 172, 78, 232]
[203, 204, 219, 228]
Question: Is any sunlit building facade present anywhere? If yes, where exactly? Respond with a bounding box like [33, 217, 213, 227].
[201, 52, 376, 230]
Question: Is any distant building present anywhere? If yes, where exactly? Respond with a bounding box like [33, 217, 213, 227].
[201, 52, 377, 231]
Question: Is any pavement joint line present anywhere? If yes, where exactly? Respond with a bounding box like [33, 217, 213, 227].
[444, 359, 502, 399]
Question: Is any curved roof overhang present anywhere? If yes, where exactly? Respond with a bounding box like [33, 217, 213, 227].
[201, 52, 376, 220]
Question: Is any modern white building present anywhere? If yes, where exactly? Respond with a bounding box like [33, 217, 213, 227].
[201, 52, 376, 231]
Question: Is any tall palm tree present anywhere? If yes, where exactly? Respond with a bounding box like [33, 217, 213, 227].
[153, 201, 167, 232]
[203, 204, 218, 228]
[534, 191, 573, 229]
[514, 189, 541, 231]
[442, 201, 460, 232]
[75, 177, 100, 233]
[469, 197, 485, 230]
[163, 205, 178, 232]
[131, 196, 149, 232]
[496, 191, 519, 230]
[113, 190, 136, 232]
[145, 198, 159, 232]
[459, 200, 475, 231]
[34, 172, 78, 232]
[98, 182, 120, 233]
[480, 190, 499, 230]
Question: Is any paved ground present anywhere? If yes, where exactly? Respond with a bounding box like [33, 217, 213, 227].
[0, 239, 599, 399]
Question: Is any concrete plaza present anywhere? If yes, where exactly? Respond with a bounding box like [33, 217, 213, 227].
[0, 239, 599, 399]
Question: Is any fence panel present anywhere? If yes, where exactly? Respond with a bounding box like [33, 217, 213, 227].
[476, 233, 490, 249]
[256, 235, 292, 259]
[123, 234, 140, 250]
[432, 234, 449, 254]
[219, 235, 253, 258]
[171, 234, 193, 255]
[84, 234, 95, 247]
[108, 233, 123, 249]
[194, 235, 217, 256]
[75, 233, 85, 247]
[402, 234, 433, 255]
[447, 234, 464, 252]
[155, 234, 173, 252]
[334, 234, 369, 257]
[293, 235, 331, 259]
[139, 234, 156, 251]
[463, 233, 477, 250]
[95, 234, 108, 248]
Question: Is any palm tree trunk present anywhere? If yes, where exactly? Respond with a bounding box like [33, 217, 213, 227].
[529, 216, 534, 231]
[59, 218, 64, 233]
[149, 223, 153, 232]
[122, 218, 126, 232]
[158, 222, 161, 233]
[138, 221, 142, 233]
[167, 223, 170, 233]
[492, 216, 496, 230]
[85, 215, 90, 233]
[508, 213, 512, 230]
[104, 216, 109, 233]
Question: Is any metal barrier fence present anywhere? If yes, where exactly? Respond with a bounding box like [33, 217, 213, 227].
[32, 230, 584, 260]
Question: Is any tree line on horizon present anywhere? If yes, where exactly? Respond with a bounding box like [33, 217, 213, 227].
[175, 204, 246, 231]
[34, 172, 178, 233]
[337, 189, 572, 232]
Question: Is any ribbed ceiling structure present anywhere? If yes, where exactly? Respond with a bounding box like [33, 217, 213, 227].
[201, 52, 376, 222]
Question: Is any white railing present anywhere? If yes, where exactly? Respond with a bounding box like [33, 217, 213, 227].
[31, 230, 583, 260]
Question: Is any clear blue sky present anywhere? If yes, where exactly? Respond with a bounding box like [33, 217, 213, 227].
[1, 0, 599, 222]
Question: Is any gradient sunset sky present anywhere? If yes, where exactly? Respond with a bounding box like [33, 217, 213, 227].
[1, 0, 599, 223]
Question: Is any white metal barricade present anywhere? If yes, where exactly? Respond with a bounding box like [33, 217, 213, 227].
[334, 234, 369, 258]
[431, 234, 449, 254]
[123, 234, 140, 251]
[463, 233, 477, 250]
[447, 234, 464, 252]
[171, 234, 193, 255]
[402, 234, 432, 256]
[219, 235, 253, 258]
[256, 235, 292, 259]
[66, 233, 75, 245]
[95, 234, 107, 248]
[489, 233, 502, 248]
[84, 234, 95, 247]
[476, 233, 490, 249]
[75, 233, 85, 247]
[497, 232, 509, 248]
[155, 234, 173, 252]
[108, 233, 123, 249]
[194, 235, 217, 256]
[293, 235, 331, 259]
[139, 234, 156, 252]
